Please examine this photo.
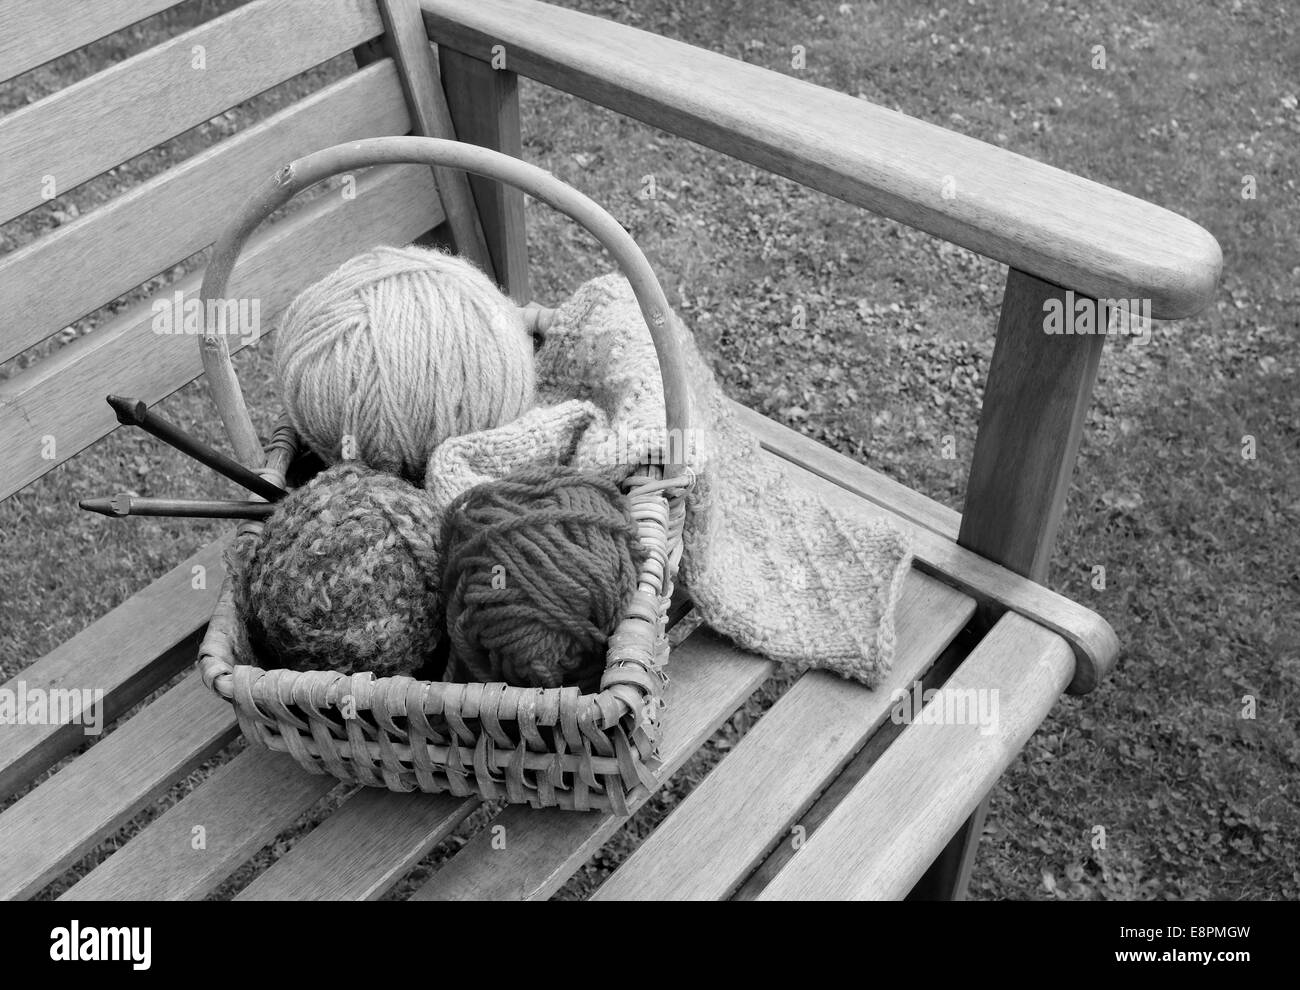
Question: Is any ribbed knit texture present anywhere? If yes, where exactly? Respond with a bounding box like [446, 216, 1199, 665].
[438, 466, 644, 691]
[426, 275, 915, 687]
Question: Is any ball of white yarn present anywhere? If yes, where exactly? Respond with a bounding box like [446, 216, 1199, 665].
[274, 245, 535, 482]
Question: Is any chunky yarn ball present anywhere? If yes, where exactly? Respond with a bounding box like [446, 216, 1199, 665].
[438, 466, 645, 691]
[229, 463, 444, 678]
[275, 245, 535, 483]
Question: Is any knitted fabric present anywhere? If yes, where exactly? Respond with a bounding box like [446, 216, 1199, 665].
[227, 462, 444, 678]
[438, 466, 644, 691]
[425, 275, 914, 687]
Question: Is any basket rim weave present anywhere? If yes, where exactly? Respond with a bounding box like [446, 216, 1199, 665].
[199, 438, 688, 731]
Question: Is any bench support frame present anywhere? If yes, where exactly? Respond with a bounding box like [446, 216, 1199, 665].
[911, 269, 1107, 899]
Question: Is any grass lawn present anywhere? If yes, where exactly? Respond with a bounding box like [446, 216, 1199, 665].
[2, 0, 1297, 899]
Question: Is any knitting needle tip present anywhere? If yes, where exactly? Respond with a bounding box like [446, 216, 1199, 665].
[103, 393, 286, 502]
[78, 495, 130, 517]
[106, 394, 148, 426]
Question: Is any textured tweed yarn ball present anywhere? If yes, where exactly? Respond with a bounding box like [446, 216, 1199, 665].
[274, 245, 536, 483]
[229, 463, 443, 678]
[438, 466, 644, 691]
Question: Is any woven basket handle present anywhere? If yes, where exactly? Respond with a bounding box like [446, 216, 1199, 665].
[199, 136, 692, 474]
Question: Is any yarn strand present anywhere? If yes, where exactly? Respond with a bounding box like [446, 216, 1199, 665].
[438, 466, 644, 690]
[275, 245, 535, 483]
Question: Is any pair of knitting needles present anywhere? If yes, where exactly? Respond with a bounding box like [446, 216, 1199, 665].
[79, 395, 284, 521]
[85, 303, 560, 521]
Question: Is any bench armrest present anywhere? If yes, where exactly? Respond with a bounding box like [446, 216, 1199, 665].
[422, 0, 1221, 319]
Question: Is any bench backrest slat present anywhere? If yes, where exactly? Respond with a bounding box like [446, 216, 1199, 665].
[0, 0, 383, 227]
[0, 60, 411, 366]
[0, 163, 444, 503]
[0, 0, 189, 84]
[0, 0, 473, 506]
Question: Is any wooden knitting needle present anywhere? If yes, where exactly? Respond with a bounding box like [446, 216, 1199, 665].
[79, 494, 275, 520]
[106, 394, 286, 503]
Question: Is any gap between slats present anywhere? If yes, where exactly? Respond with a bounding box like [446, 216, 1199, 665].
[0, 537, 230, 804]
[757, 612, 1073, 899]
[592, 571, 974, 900]
[0, 0, 188, 85]
[0, 163, 445, 503]
[409, 630, 774, 901]
[235, 789, 477, 901]
[0, 59, 412, 365]
[0, 0, 384, 226]
[0, 674, 238, 900]
[79, 604, 698, 901]
[60, 749, 340, 901]
[731, 627, 974, 899]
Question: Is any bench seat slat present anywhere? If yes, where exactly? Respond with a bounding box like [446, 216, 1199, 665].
[60, 749, 337, 901]
[409, 630, 776, 901]
[0, 59, 412, 365]
[228, 573, 968, 902]
[0, 674, 237, 900]
[0, 0, 187, 84]
[758, 611, 1073, 899]
[0, 539, 227, 803]
[236, 789, 478, 901]
[0, 0, 383, 226]
[592, 573, 974, 900]
[0, 163, 445, 503]
[410, 419, 985, 901]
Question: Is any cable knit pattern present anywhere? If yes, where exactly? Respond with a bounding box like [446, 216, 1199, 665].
[425, 274, 915, 687]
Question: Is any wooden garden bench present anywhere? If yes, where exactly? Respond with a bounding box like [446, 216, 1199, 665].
[0, 0, 1221, 900]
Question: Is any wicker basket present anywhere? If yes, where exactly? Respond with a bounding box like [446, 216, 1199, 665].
[195, 137, 693, 814]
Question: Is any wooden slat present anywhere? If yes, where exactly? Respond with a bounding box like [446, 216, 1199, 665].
[440, 46, 530, 301]
[0, 0, 186, 84]
[375, 0, 492, 272]
[730, 401, 960, 540]
[593, 572, 974, 900]
[421, 0, 1220, 319]
[0, 674, 237, 900]
[0, 538, 228, 803]
[740, 409, 1118, 685]
[732, 632, 971, 899]
[60, 749, 337, 901]
[757, 612, 1073, 899]
[911, 268, 1109, 899]
[240, 599, 682, 900]
[236, 789, 477, 901]
[0, 163, 445, 503]
[0, 60, 412, 364]
[409, 629, 775, 901]
[407, 423, 1106, 901]
[0, 0, 384, 225]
